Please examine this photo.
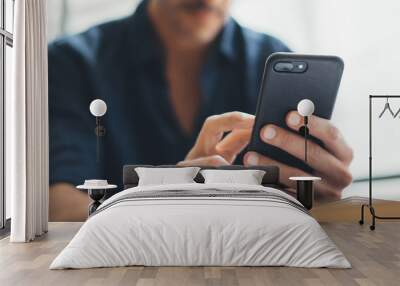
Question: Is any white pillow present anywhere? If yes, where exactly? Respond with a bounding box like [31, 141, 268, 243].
[200, 169, 266, 185]
[135, 167, 200, 186]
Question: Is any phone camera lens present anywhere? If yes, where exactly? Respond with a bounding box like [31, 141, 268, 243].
[274, 61, 307, 73]
[274, 62, 294, 72]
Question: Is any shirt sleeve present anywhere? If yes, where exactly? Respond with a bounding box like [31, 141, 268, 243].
[274, 37, 291, 53]
[48, 40, 102, 186]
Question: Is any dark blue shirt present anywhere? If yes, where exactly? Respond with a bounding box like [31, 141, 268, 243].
[49, 0, 290, 188]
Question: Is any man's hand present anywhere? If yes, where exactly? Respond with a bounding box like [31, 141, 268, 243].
[244, 111, 353, 200]
[178, 112, 255, 166]
[180, 110, 353, 200]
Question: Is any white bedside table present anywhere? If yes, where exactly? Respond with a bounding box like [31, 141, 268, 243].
[289, 176, 321, 210]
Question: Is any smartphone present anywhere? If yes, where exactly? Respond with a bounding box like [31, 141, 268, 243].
[247, 53, 344, 174]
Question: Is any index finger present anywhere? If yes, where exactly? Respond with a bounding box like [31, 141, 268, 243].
[188, 112, 254, 159]
[201, 112, 254, 136]
[215, 129, 252, 163]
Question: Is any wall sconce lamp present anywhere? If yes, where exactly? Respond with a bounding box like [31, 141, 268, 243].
[297, 99, 315, 163]
[89, 99, 107, 162]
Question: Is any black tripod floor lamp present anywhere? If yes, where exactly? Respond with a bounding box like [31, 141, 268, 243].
[359, 95, 400, 230]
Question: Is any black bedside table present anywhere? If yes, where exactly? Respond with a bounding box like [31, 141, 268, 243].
[77, 180, 117, 215]
[289, 176, 321, 210]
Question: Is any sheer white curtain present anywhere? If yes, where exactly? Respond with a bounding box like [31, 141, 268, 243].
[6, 0, 48, 242]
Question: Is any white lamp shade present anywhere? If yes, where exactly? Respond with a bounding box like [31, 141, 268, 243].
[89, 99, 107, 117]
[297, 99, 315, 117]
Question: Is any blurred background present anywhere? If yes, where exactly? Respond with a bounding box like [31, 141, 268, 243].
[46, 0, 400, 183]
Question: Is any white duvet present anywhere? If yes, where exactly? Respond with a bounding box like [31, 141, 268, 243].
[50, 183, 350, 269]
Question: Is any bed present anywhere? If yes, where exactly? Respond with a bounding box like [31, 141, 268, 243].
[50, 165, 350, 269]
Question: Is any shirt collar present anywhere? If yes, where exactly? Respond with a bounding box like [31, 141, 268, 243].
[125, 0, 164, 65]
[218, 18, 238, 63]
[126, 0, 239, 65]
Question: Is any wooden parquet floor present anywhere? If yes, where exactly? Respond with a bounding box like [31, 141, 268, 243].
[1, 199, 400, 286]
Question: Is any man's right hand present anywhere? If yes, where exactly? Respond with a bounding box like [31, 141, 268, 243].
[178, 110, 353, 201]
[178, 112, 255, 166]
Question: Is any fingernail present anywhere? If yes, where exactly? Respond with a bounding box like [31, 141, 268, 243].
[288, 113, 301, 126]
[246, 152, 259, 165]
[239, 113, 254, 119]
[262, 126, 276, 141]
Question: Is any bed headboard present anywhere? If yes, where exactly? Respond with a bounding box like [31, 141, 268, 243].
[123, 165, 281, 189]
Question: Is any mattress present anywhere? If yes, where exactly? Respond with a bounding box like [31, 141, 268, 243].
[50, 183, 350, 269]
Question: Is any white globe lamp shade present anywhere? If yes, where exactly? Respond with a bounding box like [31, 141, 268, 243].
[89, 99, 107, 117]
[297, 99, 315, 117]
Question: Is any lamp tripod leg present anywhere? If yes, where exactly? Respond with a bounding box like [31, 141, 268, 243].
[370, 207, 376, 230]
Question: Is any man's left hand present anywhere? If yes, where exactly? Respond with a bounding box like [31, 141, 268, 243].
[243, 111, 353, 200]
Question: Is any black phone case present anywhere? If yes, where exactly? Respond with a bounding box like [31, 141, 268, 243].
[248, 53, 344, 174]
